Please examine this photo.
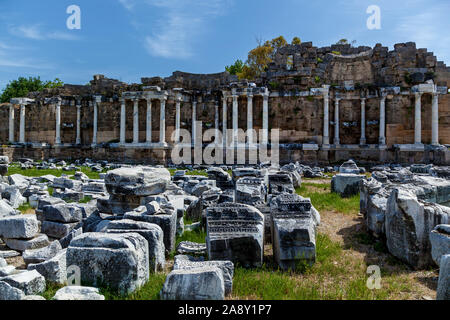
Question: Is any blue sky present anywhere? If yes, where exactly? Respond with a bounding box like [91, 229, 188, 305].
[0, 0, 449, 90]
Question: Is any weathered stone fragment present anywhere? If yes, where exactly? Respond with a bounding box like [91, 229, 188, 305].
[4, 234, 50, 252]
[437, 254, 450, 300]
[1, 270, 46, 295]
[430, 224, 450, 266]
[23, 240, 62, 265]
[66, 232, 149, 294]
[106, 219, 165, 272]
[271, 194, 319, 270]
[27, 249, 67, 284]
[206, 203, 264, 268]
[0, 214, 39, 239]
[176, 241, 206, 256]
[0, 281, 25, 300]
[160, 267, 225, 300]
[53, 286, 105, 300]
[174, 255, 234, 295]
[331, 173, 365, 197]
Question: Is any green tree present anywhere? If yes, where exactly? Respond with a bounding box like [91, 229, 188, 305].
[292, 37, 302, 45]
[238, 35, 288, 80]
[0, 77, 63, 103]
[225, 59, 245, 75]
[336, 39, 348, 45]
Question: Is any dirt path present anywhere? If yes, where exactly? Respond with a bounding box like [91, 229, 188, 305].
[319, 210, 439, 300]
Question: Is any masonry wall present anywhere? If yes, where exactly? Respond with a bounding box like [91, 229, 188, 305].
[1, 92, 449, 147]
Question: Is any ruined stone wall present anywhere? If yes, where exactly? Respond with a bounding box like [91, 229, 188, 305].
[0, 41, 448, 163]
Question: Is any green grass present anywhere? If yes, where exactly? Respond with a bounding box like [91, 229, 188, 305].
[100, 273, 167, 300]
[232, 233, 398, 300]
[18, 202, 33, 214]
[168, 168, 208, 177]
[6, 164, 105, 179]
[78, 196, 92, 204]
[175, 229, 207, 248]
[296, 183, 360, 215]
[42, 282, 66, 300]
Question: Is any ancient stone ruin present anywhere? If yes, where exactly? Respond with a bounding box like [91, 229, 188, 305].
[0, 40, 449, 301]
[0, 42, 449, 166]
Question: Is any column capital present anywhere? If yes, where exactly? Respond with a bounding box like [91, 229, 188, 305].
[415, 92, 423, 98]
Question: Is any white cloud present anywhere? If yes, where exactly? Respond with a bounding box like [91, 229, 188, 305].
[0, 39, 53, 69]
[9, 25, 80, 41]
[120, 0, 232, 59]
[118, 0, 136, 11]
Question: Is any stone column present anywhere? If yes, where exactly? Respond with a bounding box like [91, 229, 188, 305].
[92, 98, 99, 145]
[360, 98, 366, 145]
[262, 91, 269, 144]
[215, 100, 219, 144]
[120, 98, 126, 145]
[222, 95, 228, 148]
[8, 104, 14, 143]
[322, 86, 330, 147]
[232, 94, 238, 146]
[76, 103, 81, 145]
[146, 99, 152, 144]
[192, 99, 197, 146]
[431, 92, 439, 145]
[159, 97, 166, 145]
[247, 93, 253, 145]
[175, 95, 181, 143]
[414, 92, 422, 145]
[133, 98, 139, 144]
[19, 104, 26, 144]
[334, 98, 340, 145]
[55, 99, 61, 145]
[379, 96, 386, 146]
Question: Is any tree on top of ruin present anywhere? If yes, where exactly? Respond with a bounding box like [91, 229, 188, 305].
[292, 37, 302, 45]
[0, 77, 63, 103]
[228, 35, 299, 80]
[225, 59, 245, 76]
